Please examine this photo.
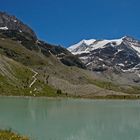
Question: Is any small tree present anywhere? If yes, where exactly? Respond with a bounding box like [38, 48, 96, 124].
[57, 89, 62, 95]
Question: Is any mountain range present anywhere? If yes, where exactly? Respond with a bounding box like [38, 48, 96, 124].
[68, 37, 140, 84]
[0, 11, 140, 98]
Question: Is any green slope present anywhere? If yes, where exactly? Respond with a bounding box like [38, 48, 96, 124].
[0, 33, 140, 98]
[0, 130, 29, 140]
[0, 54, 57, 96]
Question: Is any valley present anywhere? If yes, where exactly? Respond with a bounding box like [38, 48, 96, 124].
[0, 12, 140, 99]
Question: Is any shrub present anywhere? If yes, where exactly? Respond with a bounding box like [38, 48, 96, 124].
[57, 89, 62, 95]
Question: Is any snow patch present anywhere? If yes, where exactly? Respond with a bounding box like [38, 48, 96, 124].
[86, 62, 92, 66]
[72, 50, 90, 55]
[68, 39, 96, 52]
[0, 26, 8, 30]
[19, 30, 22, 33]
[98, 58, 103, 61]
[137, 73, 140, 78]
[117, 63, 124, 67]
[80, 56, 89, 60]
[68, 38, 123, 54]
[87, 38, 123, 52]
[114, 49, 123, 56]
[122, 64, 140, 72]
[131, 44, 140, 56]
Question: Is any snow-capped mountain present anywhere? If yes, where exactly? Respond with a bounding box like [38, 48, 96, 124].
[68, 36, 140, 75]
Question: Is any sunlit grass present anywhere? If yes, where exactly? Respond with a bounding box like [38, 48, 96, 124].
[0, 130, 29, 140]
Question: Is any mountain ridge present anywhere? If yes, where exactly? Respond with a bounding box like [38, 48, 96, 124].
[68, 36, 140, 70]
[68, 36, 140, 55]
[0, 12, 37, 40]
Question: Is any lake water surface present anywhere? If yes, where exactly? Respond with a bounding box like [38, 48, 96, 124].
[0, 97, 140, 140]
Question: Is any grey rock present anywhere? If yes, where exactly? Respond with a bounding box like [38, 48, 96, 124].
[0, 12, 37, 40]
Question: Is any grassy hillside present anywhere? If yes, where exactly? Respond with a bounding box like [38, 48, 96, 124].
[0, 35, 140, 98]
[0, 38, 48, 66]
[0, 130, 29, 140]
[0, 54, 59, 97]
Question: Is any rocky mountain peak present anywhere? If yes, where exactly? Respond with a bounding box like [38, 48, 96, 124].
[0, 12, 37, 39]
[68, 36, 140, 78]
[122, 35, 134, 42]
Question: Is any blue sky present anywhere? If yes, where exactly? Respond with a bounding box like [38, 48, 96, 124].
[0, 0, 140, 47]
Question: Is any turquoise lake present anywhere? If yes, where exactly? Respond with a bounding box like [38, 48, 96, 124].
[0, 97, 140, 140]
